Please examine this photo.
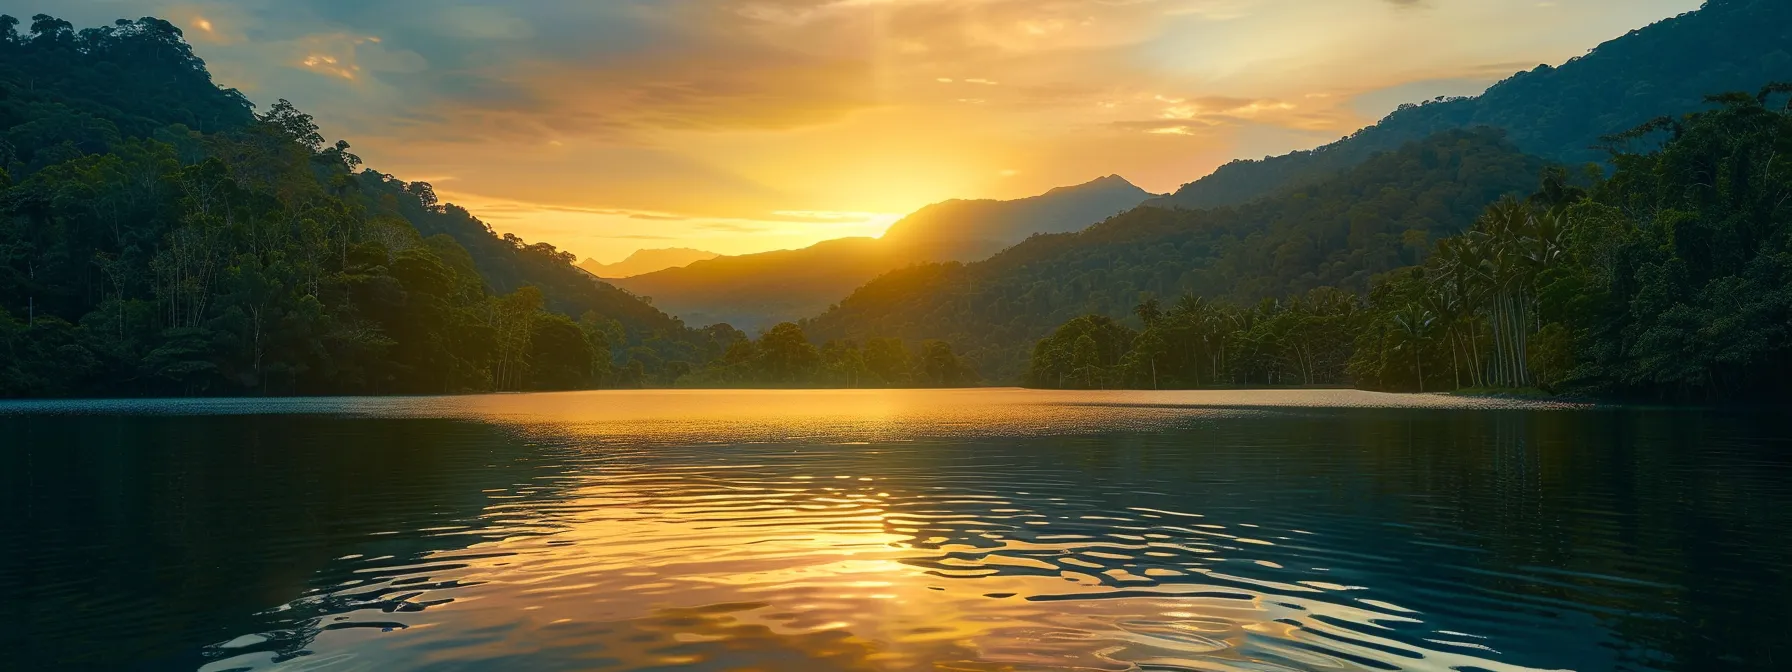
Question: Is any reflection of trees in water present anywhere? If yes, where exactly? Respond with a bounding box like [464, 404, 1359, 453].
[1403, 410, 1792, 670]
[1346, 409, 1792, 671]
[847, 411, 1792, 671]
[1591, 412, 1792, 670]
[0, 415, 568, 669]
[1487, 410, 1542, 508]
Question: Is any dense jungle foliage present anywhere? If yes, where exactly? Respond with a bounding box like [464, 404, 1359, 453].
[1029, 89, 1792, 400]
[679, 322, 977, 389]
[0, 15, 734, 396]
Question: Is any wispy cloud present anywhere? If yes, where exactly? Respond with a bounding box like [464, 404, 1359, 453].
[37, 0, 1704, 260]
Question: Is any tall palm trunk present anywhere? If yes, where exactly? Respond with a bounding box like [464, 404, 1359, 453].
[1448, 327, 1462, 390]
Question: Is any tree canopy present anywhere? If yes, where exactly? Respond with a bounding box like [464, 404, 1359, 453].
[0, 15, 728, 396]
[1027, 87, 1792, 401]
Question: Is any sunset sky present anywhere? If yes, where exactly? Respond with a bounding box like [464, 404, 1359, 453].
[33, 0, 1699, 262]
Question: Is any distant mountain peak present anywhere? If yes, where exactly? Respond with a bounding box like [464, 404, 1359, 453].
[609, 177, 1157, 331]
[1045, 174, 1147, 196]
[578, 248, 720, 278]
[877, 175, 1155, 254]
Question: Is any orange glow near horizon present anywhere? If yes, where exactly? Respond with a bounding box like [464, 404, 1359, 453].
[53, 0, 1704, 261]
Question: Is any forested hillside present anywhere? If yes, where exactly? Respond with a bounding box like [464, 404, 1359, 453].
[1032, 88, 1792, 400]
[677, 323, 978, 389]
[7, 11, 1783, 398]
[1153, 0, 1792, 210]
[803, 129, 1548, 381]
[0, 15, 726, 396]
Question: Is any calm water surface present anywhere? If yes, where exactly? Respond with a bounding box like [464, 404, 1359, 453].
[2, 389, 1788, 671]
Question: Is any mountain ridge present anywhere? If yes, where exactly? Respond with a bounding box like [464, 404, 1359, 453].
[803, 128, 1553, 381]
[880, 174, 1153, 249]
[796, 0, 1790, 381]
[613, 176, 1155, 331]
[578, 248, 720, 279]
[1149, 0, 1791, 210]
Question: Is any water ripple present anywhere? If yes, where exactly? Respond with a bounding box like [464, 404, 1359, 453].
[7, 390, 1785, 671]
[194, 440, 1574, 671]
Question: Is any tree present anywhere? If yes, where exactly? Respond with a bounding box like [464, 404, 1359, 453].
[1391, 303, 1439, 392]
[918, 340, 974, 387]
[489, 286, 543, 391]
[756, 323, 819, 385]
[864, 337, 911, 386]
[259, 99, 324, 152]
[0, 14, 742, 398]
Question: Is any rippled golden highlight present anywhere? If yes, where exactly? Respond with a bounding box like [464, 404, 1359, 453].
[289, 388, 1577, 443]
[171, 390, 1574, 671]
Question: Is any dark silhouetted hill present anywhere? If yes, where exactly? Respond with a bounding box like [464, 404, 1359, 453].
[615, 176, 1153, 330]
[1150, 0, 1791, 210]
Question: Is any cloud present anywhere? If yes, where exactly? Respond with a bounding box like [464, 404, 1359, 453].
[289, 33, 425, 81]
[436, 6, 534, 40]
[242, 0, 1260, 144]
[32, 0, 1706, 262]
[1158, 96, 1295, 120]
[695, 221, 776, 233]
[770, 210, 902, 223]
[1111, 119, 1220, 134]
[1104, 93, 1346, 137]
[53, 0, 1341, 147]
[434, 198, 700, 222]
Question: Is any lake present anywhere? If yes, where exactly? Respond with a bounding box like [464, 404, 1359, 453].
[2, 389, 1788, 671]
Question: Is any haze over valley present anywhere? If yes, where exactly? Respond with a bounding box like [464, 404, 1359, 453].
[577, 248, 720, 279]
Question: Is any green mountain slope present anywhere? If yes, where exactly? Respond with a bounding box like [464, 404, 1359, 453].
[1152, 0, 1792, 210]
[0, 15, 720, 396]
[803, 129, 1549, 381]
[1029, 89, 1792, 401]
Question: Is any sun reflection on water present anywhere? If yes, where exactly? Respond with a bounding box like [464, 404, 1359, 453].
[174, 389, 1582, 671]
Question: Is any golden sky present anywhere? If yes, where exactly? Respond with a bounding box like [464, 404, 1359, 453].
[40, 0, 1700, 261]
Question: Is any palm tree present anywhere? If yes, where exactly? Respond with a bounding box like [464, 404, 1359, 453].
[1392, 303, 1439, 392]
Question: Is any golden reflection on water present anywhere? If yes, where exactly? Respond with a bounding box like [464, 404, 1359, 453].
[192, 390, 1570, 671]
[388, 388, 1578, 444]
